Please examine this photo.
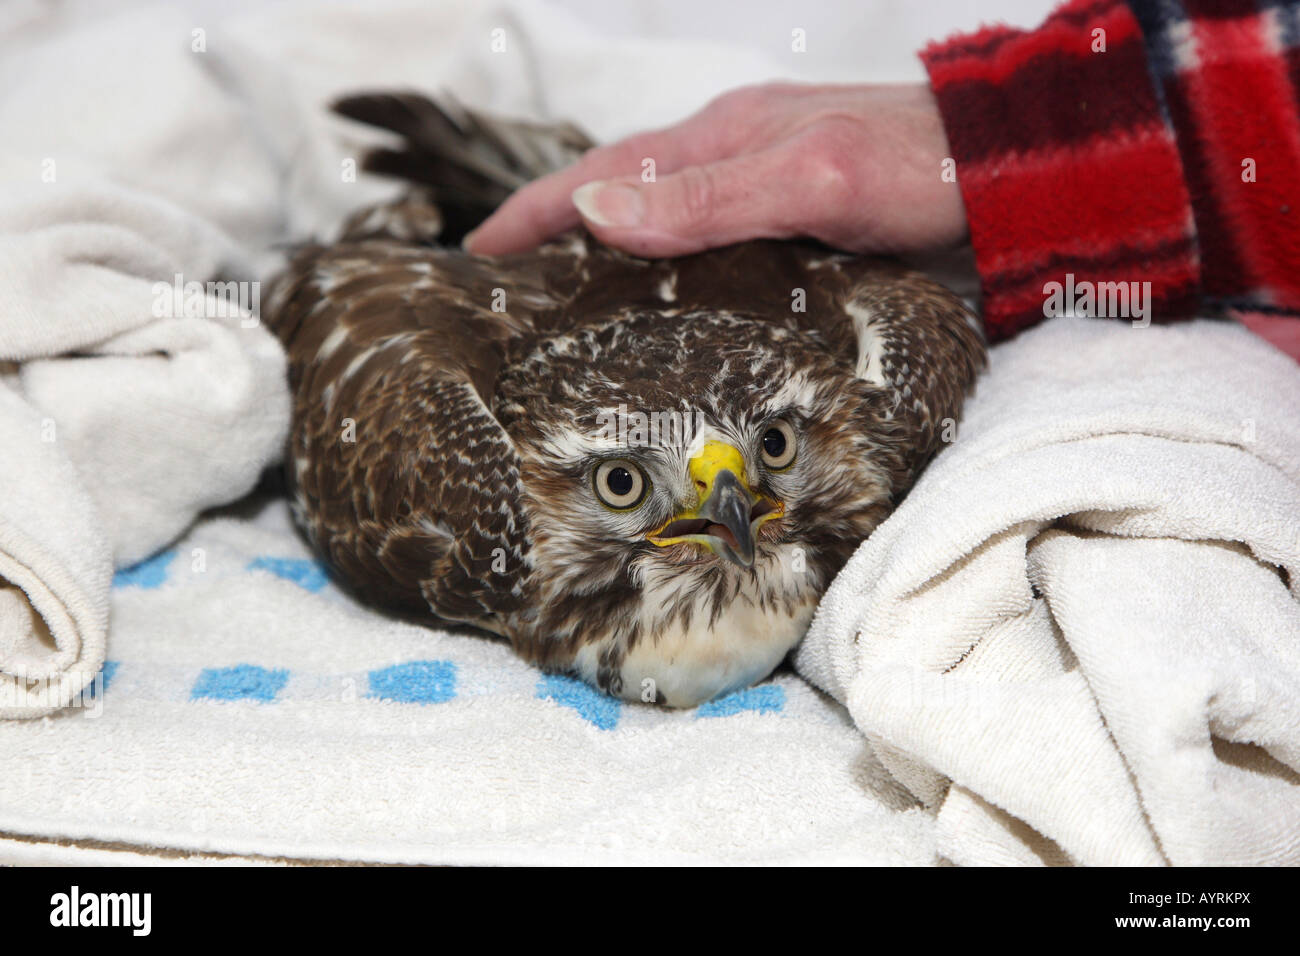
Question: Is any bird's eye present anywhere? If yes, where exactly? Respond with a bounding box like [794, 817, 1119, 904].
[593, 459, 648, 510]
[759, 420, 797, 470]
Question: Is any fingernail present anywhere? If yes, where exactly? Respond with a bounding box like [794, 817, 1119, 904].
[572, 181, 644, 228]
[461, 227, 481, 253]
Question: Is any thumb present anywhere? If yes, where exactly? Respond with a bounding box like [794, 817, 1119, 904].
[570, 151, 794, 257]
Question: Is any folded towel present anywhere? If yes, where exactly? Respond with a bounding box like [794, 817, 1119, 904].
[795, 316, 1300, 866]
[0, 179, 289, 718]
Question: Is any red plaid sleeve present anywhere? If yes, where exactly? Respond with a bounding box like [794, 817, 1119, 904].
[921, 0, 1300, 343]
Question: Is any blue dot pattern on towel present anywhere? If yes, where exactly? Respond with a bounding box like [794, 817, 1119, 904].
[191, 664, 289, 702]
[247, 556, 329, 592]
[697, 684, 786, 718]
[536, 674, 622, 730]
[68, 655, 798, 723]
[112, 549, 176, 589]
[367, 660, 457, 704]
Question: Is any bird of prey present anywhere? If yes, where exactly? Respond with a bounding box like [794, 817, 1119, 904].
[265, 92, 986, 707]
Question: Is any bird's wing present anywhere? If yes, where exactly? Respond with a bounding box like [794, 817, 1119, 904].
[264, 241, 559, 630]
[823, 254, 987, 461]
[266, 93, 614, 632]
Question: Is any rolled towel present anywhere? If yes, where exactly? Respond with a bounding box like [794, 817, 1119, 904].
[0, 381, 111, 718]
[0, 179, 289, 717]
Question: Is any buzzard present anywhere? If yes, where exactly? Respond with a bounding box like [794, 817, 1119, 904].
[265, 93, 985, 707]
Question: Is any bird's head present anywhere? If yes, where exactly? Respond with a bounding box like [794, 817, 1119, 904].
[495, 309, 912, 705]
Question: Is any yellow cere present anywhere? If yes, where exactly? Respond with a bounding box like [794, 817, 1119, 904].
[646, 441, 785, 551]
[687, 440, 749, 497]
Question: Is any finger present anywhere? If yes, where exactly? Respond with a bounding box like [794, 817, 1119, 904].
[464, 127, 718, 255]
[567, 147, 805, 257]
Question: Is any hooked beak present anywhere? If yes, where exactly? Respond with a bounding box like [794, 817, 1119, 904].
[646, 440, 784, 568]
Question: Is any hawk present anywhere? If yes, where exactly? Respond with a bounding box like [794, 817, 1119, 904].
[265, 93, 986, 707]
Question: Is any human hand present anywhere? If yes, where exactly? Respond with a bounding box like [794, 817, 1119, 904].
[463, 82, 968, 258]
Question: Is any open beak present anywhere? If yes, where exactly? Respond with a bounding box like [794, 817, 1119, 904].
[646, 440, 784, 568]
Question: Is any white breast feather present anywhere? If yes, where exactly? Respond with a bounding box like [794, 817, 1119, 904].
[574, 546, 818, 707]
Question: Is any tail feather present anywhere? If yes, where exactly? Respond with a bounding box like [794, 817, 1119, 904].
[331, 91, 594, 244]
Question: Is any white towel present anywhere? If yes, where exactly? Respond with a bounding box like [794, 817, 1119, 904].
[0, 178, 288, 717]
[795, 316, 1300, 866]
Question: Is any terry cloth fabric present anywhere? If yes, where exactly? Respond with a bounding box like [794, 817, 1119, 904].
[0, 183, 289, 718]
[0, 497, 935, 866]
[794, 315, 1300, 866]
[922, 0, 1300, 342]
